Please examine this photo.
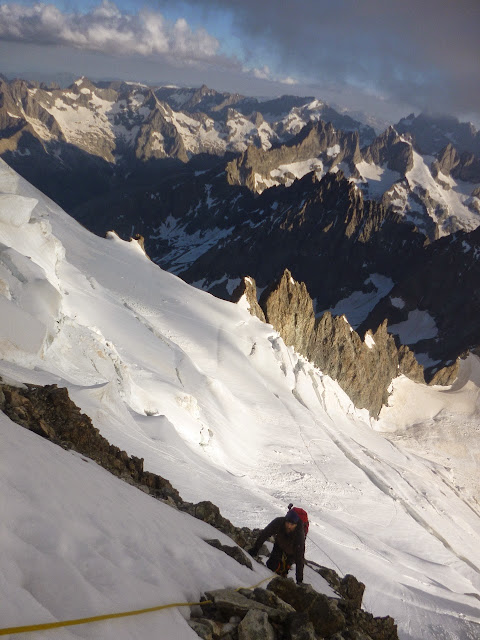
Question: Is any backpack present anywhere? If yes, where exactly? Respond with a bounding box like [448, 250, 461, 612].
[288, 503, 309, 537]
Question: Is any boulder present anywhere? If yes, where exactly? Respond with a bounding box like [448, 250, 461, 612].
[238, 610, 275, 640]
[287, 612, 316, 640]
[203, 589, 287, 624]
[188, 619, 214, 640]
[205, 539, 253, 569]
[339, 574, 365, 610]
[267, 577, 346, 636]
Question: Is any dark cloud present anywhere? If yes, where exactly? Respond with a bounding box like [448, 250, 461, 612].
[163, 0, 480, 121]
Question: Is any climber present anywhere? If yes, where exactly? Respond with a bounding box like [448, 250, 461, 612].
[247, 509, 305, 584]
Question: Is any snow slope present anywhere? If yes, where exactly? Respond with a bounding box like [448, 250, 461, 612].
[0, 158, 480, 639]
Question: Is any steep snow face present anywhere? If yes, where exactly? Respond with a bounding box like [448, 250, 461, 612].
[0, 159, 480, 640]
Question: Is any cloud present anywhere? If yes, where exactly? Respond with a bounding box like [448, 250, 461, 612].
[169, 0, 480, 120]
[0, 0, 220, 62]
[1, 0, 479, 123]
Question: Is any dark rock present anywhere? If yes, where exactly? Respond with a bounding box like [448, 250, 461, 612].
[361, 223, 480, 369]
[205, 539, 253, 569]
[362, 126, 413, 175]
[305, 560, 343, 593]
[226, 121, 362, 193]
[0, 382, 181, 501]
[339, 574, 365, 610]
[259, 270, 402, 417]
[181, 501, 254, 547]
[287, 612, 316, 640]
[394, 113, 480, 156]
[188, 619, 214, 640]
[249, 588, 295, 614]
[231, 277, 266, 322]
[238, 610, 275, 640]
[203, 589, 287, 624]
[267, 577, 346, 636]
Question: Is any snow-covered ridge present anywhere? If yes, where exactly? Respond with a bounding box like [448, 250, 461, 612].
[3, 77, 371, 163]
[0, 160, 480, 639]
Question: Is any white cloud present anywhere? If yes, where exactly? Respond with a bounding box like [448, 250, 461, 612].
[0, 1, 220, 62]
[252, 65, 271, 80]
[248, 66, 298, 86]
[280, 76, 298, 86]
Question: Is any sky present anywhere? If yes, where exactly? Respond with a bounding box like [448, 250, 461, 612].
[0, 0, 479, 125]
[1, 156, 480, 639]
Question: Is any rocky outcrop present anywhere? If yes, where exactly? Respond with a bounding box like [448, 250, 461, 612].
[182, 170, 425, 317]
[362, 126, 414, 175]
[432, 144, 480, 184]
[205, 539, 253, 570]
[230, 269, 459, 415]
[0, 382, 181, 501]
[189, 575, 398, 640]
[134, 98, 189, 162]
[256, 269, 413, 417]
[226, 121, 361, 192]
[231, 277, 266, 322]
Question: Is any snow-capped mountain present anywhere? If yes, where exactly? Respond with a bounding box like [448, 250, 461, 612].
[2, 73, 480, 395]
[226, 124, 480, 240]
[0, 76, 374, 163]
[1, 158, 480, 639]
[2, 74, 479, 242]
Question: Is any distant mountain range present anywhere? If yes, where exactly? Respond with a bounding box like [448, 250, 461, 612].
[1, 73, 480, 383]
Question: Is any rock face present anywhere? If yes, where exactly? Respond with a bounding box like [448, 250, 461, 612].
[0, 76, 371, 215]
[231, 269, 458, 416]
[432, 143, 480, 184]
[362, 126, 414, 175]
[0, 382, 181, 501]
[257, 270, 406, 417]
[180, 170, 424, 316]
[190, 576, 398, 640]
[394, 113, 480, 156]
[231, 277, 266, 322]
[226, 121, 362, 193]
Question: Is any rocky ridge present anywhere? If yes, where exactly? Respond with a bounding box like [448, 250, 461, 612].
[0, 379, 398, 640]
[232, 271, 456, 418]
[226, 121, 361, 192]
[432, 143, 480, 185]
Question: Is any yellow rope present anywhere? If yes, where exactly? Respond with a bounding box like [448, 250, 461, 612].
[0, 575, 272, 635]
